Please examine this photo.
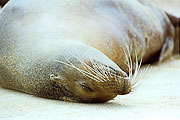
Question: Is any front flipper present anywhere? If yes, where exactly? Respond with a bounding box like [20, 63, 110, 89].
[159, 36, 174, 62]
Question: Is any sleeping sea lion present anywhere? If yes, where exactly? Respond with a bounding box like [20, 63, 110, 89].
[0, 0, 175, 103]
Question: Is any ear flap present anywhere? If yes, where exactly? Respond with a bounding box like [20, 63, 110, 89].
[49, 74, 65, 85]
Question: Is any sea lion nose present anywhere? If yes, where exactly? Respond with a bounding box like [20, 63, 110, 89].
[121, 78, 132, 95]
[97, 73, 131, 95]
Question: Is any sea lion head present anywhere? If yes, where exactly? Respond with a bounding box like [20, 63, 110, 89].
[34, 43, 133, 103]
[49, 57, 132, 103]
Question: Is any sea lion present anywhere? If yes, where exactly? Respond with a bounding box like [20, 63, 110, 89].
[0, 0, 175, 103]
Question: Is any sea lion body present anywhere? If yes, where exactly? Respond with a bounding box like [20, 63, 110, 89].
[0, 0, 175, 102]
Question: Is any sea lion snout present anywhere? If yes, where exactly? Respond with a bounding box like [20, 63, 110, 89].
[77, 60, 132, 102]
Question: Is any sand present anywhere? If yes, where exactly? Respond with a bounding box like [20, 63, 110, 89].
[0, 55, 180, 120]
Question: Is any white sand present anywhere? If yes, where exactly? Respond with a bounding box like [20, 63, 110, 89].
[0, 56, 180, 120]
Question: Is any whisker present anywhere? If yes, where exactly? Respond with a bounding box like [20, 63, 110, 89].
[73, 56, 107, 82]
[131, 51, 140, 84]
[122, 45, 149, 93]
[132, 65, 150, 90]
[88, 60, 108, 82]
[92, 61, 111, 82]
[55, 59, 102, 82]
[80, 60, 107, 82]
[64, 57, 104, 82]
[107, 67, 113, 79]
[123, 45, 133, 79]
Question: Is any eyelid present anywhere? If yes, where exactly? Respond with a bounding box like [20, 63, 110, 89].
[80, 83, 94, 92]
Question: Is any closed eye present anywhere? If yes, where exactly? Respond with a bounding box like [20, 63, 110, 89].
[80, 83, 94, 92]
